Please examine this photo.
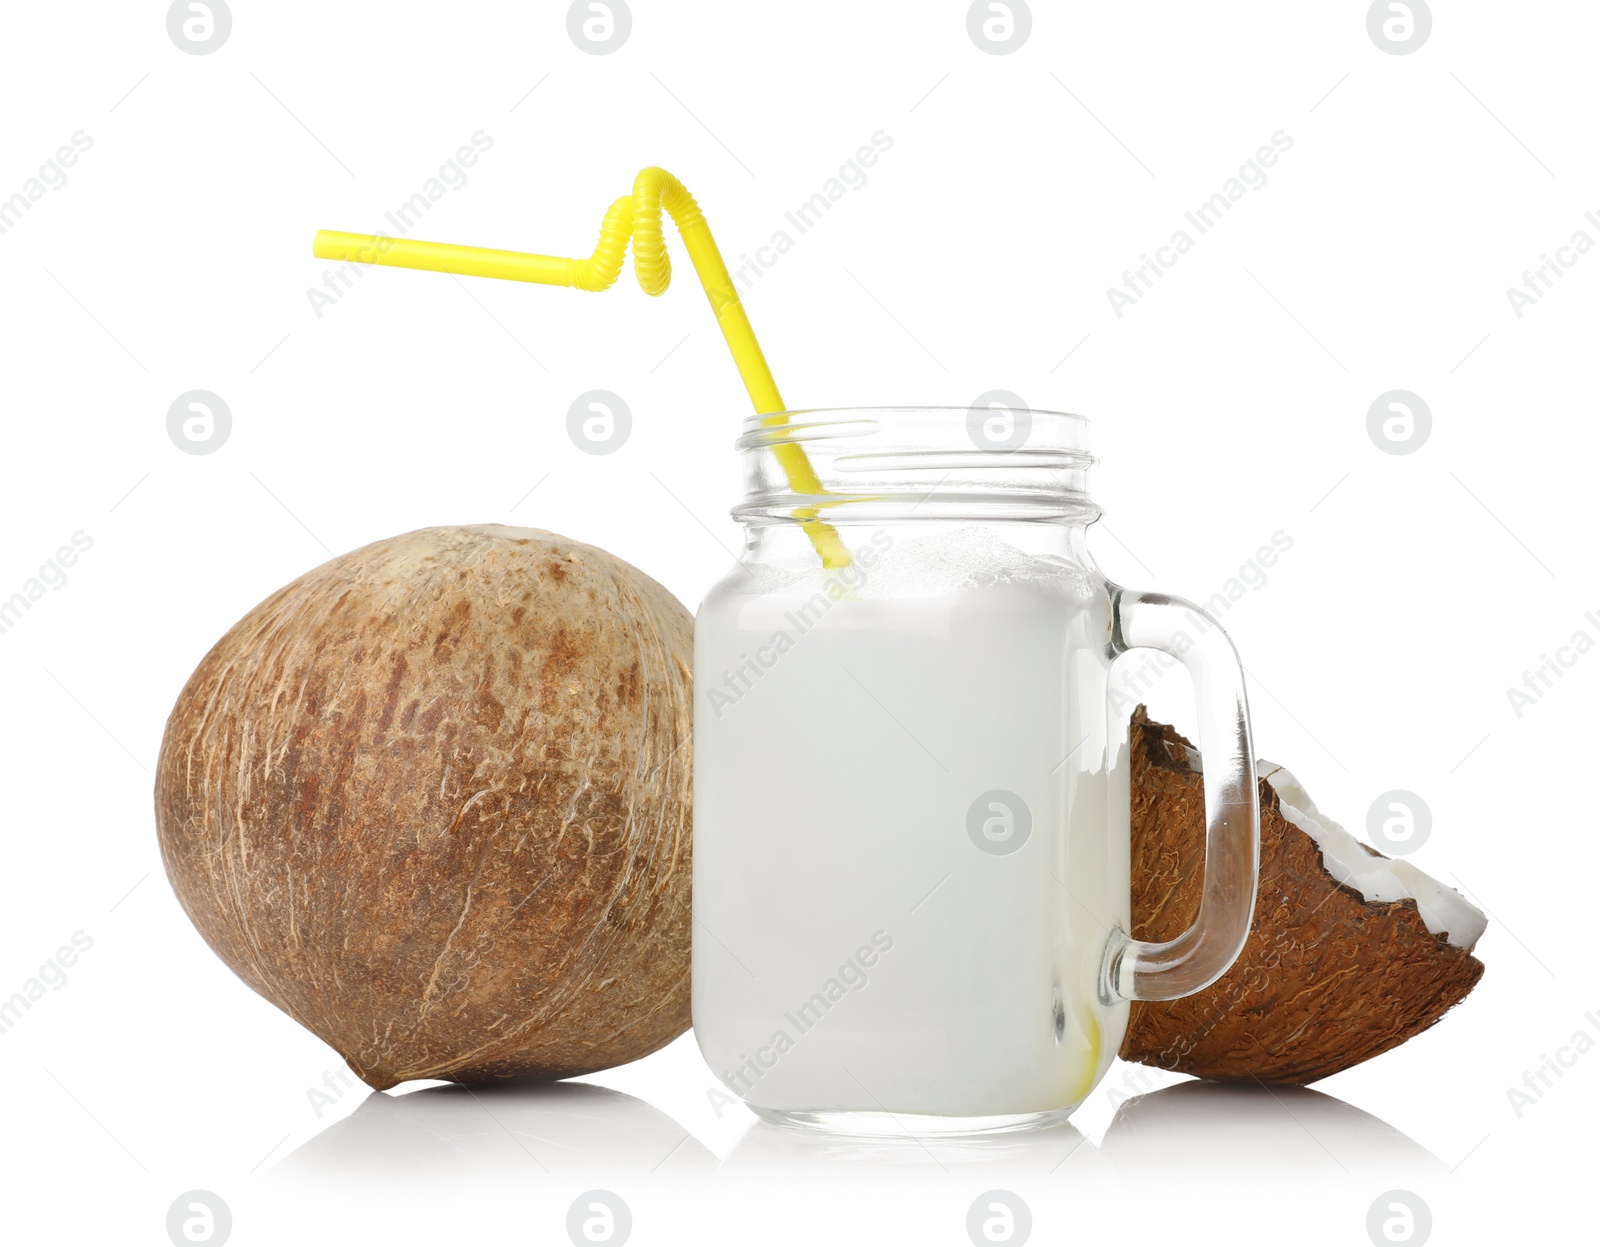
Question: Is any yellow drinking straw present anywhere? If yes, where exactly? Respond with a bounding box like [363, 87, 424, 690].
[313, 167, 850, 568]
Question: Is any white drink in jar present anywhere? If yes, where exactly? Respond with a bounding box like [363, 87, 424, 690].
[692, 526, 1130, 1124]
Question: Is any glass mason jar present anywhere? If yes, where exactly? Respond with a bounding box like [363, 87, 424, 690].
[692, 407, 1259, 1135]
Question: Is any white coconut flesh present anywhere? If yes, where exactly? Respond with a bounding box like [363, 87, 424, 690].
[1258, 761, 1488, 951]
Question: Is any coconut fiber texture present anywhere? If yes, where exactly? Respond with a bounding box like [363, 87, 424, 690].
[155, 525, 693, 1090]
[1119, 710, 1484, 1084]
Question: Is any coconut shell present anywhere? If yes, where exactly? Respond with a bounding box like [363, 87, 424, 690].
[155, 525, 693, 1090]
[1119, 709, 1483, 1084]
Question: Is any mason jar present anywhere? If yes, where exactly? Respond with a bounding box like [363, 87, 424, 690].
[692, 407, 1259, 1134]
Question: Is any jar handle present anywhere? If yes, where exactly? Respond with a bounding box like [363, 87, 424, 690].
[1102, 588, 1260, 1003]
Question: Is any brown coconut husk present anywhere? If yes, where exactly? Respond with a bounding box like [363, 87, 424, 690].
[1119, 709, 1484, 1084]
[155, 525, 693, 1090]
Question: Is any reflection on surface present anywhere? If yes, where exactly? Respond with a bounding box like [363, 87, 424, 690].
[247, 1077, 1451, 1239]
[274, 1081, 715, 1186]
[270, 1074, 1437, 1197]
[1099, 1081, 1443, 1180]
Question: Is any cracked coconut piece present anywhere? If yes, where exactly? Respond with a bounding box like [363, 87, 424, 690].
[1119, 709, 1485, 1084]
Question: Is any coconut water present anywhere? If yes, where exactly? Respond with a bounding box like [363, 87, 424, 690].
[692, 527, 1130, 1121]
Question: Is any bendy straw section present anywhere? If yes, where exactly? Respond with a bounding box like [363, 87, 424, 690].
[313, 167, 850, 568]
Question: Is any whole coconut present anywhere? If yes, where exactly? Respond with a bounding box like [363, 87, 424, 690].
[155, 525, 693, 1089]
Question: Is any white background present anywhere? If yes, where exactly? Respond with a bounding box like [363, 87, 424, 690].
[1, 1, 1594, 1243]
